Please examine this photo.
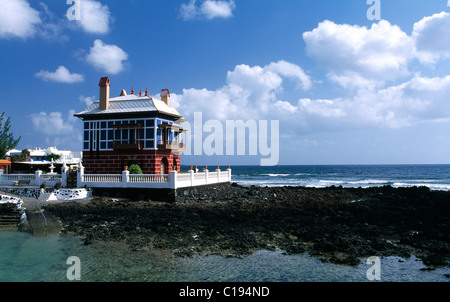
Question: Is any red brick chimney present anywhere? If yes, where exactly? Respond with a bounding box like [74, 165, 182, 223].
[99, 77, 111, 111]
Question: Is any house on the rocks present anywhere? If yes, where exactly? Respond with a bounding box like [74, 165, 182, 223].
[74, 77, 186, 175]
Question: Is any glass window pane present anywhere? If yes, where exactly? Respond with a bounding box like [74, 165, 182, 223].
[101, 130, 107, 140]
[145, 128, 153, 139]
[122, 129, 128, 139]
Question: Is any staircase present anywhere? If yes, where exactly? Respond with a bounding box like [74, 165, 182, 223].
[0, 208, 23, 228]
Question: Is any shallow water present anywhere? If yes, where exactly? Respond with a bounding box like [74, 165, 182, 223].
[0, 231, 449, 282]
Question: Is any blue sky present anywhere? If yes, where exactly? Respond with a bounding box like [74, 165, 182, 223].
[1, 0, 450, 165]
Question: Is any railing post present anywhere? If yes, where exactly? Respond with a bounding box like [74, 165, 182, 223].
[189, 168, 194, 187]
[204, 166, 209, 184]
[216, 166, 221, 183]
[122, 170, 129, 188]
[35, 170, 42, 186]
[227, 166, 232, 183]
[170, 170, 177, 189]
[61, 163, 68, 188]
[77, 163, 84, 188]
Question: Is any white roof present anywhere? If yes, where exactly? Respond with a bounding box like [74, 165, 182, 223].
[74, 95, 182, 118]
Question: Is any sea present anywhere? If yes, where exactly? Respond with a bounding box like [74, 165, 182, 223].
[223, 164, 450, 191]
[1, 164, 450, 283]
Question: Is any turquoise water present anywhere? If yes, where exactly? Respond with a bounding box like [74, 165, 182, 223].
[0, 231, 449, 282]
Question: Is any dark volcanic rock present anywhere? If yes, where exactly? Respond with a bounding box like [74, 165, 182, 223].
[44, 184, 450, 267]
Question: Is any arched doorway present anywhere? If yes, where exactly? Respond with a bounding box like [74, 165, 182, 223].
[160, 157, 169, 174]
[173, 157, 178, 172]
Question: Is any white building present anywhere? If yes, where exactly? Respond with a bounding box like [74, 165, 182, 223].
[6, 146, 81, 165]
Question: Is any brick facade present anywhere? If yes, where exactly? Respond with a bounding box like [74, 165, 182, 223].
[82, 150, 180, 174]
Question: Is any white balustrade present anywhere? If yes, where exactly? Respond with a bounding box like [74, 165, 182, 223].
[129, 174, 169, 183]
[0, 166, 232, 190]
[83, 174, 121, 183]
[1, 174, 36, 181]
[41, 174, 62, 182]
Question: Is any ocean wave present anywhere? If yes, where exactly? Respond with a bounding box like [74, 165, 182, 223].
[393, 182, 450, 191]
[235, 178, 450, 191]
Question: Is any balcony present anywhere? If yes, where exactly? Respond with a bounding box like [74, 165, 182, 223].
[158, 140, 186, 152]
[113, 140, 143, 151]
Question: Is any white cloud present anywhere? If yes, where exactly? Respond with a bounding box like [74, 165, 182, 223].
[85, 39, 128, 74]
[180, 0, 199, 20]
[201, 0, 236, 19]
[35, 66, 84, 83]
[78, 0, 112, 34]
[180, 0, 235, 20]
[277, 73, 450, 132]
[171, 60, 311, 122]
[171, 57, 450, 141]
[29, 110, 82, 151]
[303, 20, 415, 88]
[0, 0, 41, 39]
[265, 60, 312, 90]
[30, 110, 78, 136]
[413, 12, 450, 63]
[79, 95, 96, 107]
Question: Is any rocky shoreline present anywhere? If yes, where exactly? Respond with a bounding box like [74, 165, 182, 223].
[44, 184, 450, 268]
